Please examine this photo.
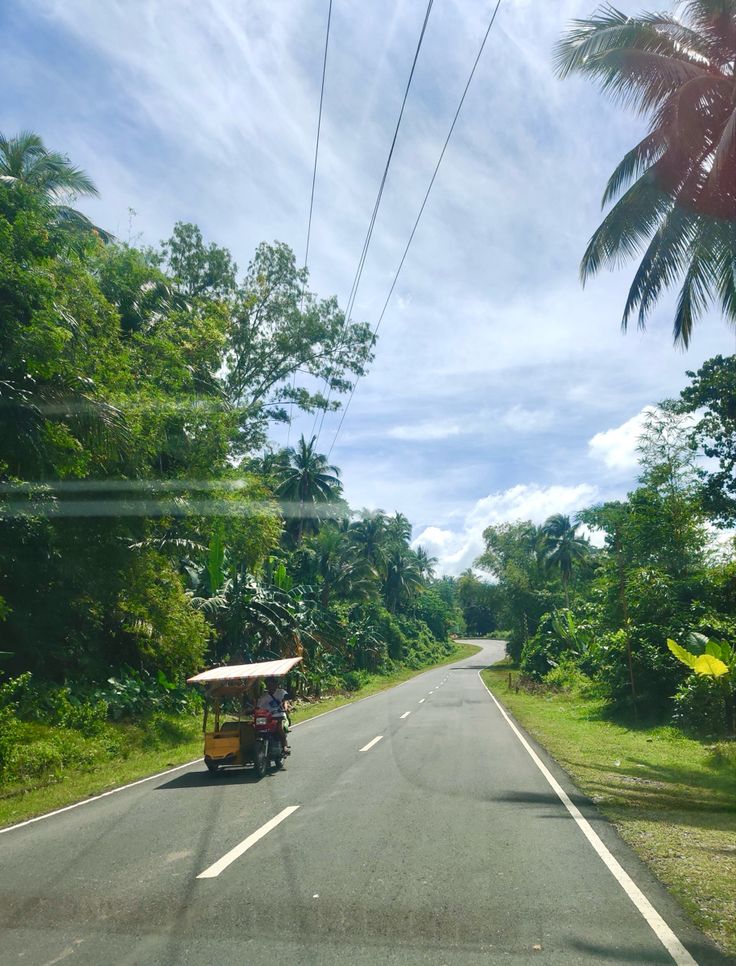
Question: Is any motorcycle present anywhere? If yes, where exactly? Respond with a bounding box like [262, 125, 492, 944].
[252, 707, 290, 775]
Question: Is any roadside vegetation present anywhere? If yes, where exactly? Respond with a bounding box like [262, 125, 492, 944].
[483, 662, 736, 956]
[0, 133, 486, 818]
[478, 395, 736, 742]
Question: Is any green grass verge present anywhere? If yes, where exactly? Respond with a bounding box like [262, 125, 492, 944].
[482, 663, 736, 957]
[0, 641, 481, 830]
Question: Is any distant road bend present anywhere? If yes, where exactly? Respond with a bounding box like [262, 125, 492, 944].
[0, 641, 729, 965]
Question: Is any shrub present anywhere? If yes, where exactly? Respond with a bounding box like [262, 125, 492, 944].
[545, 660, 594, 694]
[90, 668, 199, 720]
[9, 739, 64, 781]
[0, 673, 29, 779]
[342, 670, 370, 692]
[672, 675, 730, 737]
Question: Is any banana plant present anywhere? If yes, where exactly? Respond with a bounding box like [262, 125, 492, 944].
[667, 634, 733, 679]
[668, 633, 734, 735]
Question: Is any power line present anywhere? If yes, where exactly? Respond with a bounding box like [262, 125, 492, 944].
[304, 0, 332, 272]
[287, 0, 333, 447]
[310, 0, 435, 442]
[326, 0, 504, 459]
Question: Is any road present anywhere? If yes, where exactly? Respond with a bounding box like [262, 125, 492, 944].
[0, 640, 730, 965]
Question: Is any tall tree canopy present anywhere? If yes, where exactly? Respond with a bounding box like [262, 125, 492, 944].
[0, 130, 112, 241]
[556, 2, 736, 345]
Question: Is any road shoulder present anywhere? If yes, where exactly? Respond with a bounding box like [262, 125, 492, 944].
[480, 661, 735, 964]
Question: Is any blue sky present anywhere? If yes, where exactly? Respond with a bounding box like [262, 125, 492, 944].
[2, 0, 734, 573]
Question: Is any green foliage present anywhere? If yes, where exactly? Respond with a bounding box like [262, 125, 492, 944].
[555, 8, 736, 345]
[92, 669, 200, 720]
[0, 133, 470, 792]
[521, 608, 600, 680]
[678, 355, 736, 526]
[117, 552, 210, 677]
[413, 586, 464, 641]
[672, 675, 730, 737]
[478, 398, 736, 734]
[225, 241, 374, 433]
[454, 571, 499, 636]
[275, 435, 342, 544]
[0, 130, 111, 240]
[158, 222, 237, 299]
[342, 669, 370, 692]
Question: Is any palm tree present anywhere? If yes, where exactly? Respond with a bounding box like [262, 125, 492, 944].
[349, 511, 388, 572]
[386, 512, 412, 544]
[0, 131, 112, 241]
[555, 2, 736, 346]
[275, 435, 342, 543]
[383, 547, 424, 614]
[540, 514, 589, 607]
[308, 526, 376, 606]
[415, 545, 438, 579]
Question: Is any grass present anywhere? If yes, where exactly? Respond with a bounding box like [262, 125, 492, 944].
[482, 662, 736, 957]
[0, 641, 481, 830]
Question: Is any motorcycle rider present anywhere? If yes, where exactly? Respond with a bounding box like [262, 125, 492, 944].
[257, 677, 290, 754]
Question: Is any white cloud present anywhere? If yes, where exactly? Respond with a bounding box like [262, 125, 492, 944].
[387, 419, 463, 441]
[577, 522, 607, 549]
[588, 407, 656, 472]
[413, 482, 599, 575]
[501, 404, 553, 433]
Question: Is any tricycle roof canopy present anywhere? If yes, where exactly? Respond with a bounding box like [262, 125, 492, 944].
[187, 657, 302, 685]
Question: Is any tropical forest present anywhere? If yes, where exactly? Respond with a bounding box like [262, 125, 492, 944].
[0, 133, 472, 803]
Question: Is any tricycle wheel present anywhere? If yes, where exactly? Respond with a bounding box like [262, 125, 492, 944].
[254, 744, 267, 778]
[205, 760, 219, 775]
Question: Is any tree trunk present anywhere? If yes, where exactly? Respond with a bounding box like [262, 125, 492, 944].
[614, 529, 637, 715]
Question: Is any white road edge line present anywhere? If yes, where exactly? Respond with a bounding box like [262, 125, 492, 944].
[0, 758, 202, 836]
[197, 806, 300, 879]
[400, 711, 411, 719]
[477, 670, 697, 966]
[359, 735, 383, 752]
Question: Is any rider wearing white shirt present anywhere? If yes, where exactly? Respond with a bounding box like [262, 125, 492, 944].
[257, 677, 290, 750]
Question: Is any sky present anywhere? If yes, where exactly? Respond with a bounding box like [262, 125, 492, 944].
[2, 0, 735, 574]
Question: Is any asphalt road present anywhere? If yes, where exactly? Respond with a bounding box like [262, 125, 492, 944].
[0, 640, 730, 965]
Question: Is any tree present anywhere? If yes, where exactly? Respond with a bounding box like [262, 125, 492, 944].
[455, 570, 502, 636]
[0, 130, 111, 241]
[636, 405, 707, 578]
[383, 546, 423, 614]
[225, 242, 374, 433]
[300, 525, 375, 607]
[555, 3, 736, 345]
[349, 511, 389, 573]
[579, 410, 711, 713]
[477, 521, 556, 660]
[158, 222, 237, 300]
[275, 435, 342, 543]
[540, 513, 589, 607]
[0, 183, 128, 480]
[415, 546, 437, 580]
[678, 354, 736, 525]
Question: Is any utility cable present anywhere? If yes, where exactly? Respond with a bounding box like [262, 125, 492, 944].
[326, 0, 503, 459]
[287, 0, 333, 447]
[310, 0, 435, 442]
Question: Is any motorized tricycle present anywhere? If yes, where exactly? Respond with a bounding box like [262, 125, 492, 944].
[187, 657, 300, 778]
